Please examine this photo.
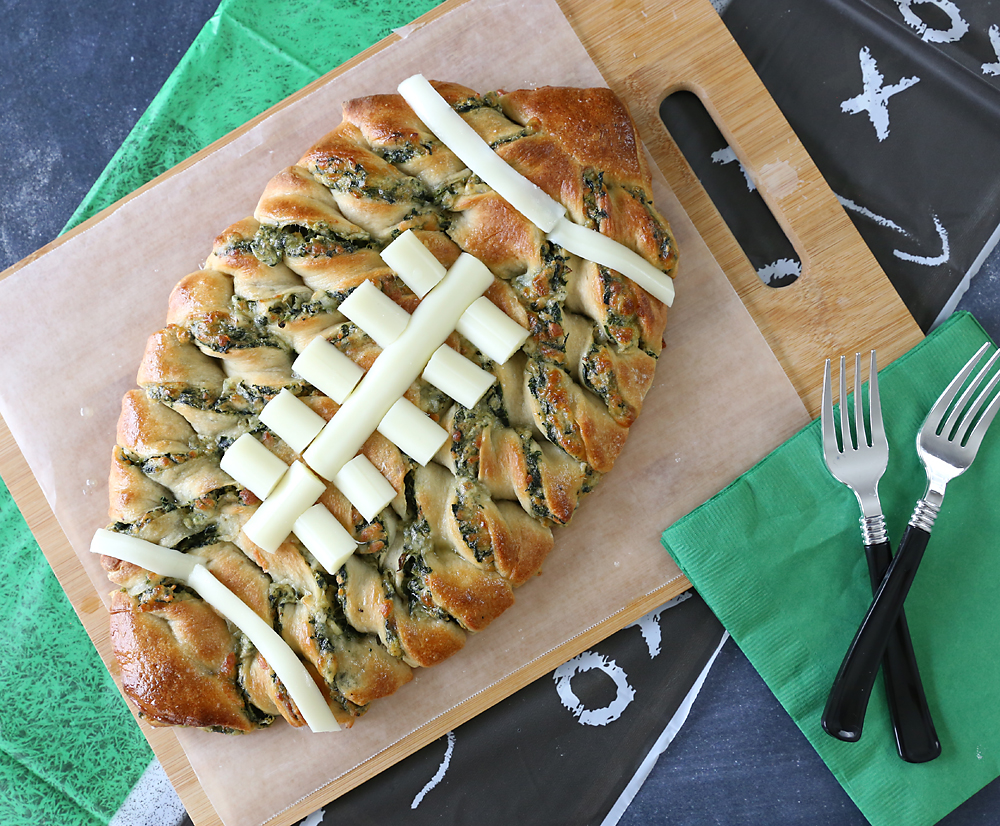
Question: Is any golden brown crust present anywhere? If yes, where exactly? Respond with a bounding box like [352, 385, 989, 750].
[393, 606, 467, 668]
[117, 390, 196, 457]
[500, 87, 646, 187]
[108, 446, 174, 524]
[136, 325, 226, 393]
[343, 92, 465, 191]
[446, 194, 546, 279]
[420, 548, 515, 632]
[109, 589, 262, 732]
[413, 463, 554, 587]
[255, 166, 367, 239]
[101, 81, 677, 733]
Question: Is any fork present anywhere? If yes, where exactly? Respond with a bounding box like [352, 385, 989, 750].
[819, 352, 939, 762]
[823, 343, 1000, 745]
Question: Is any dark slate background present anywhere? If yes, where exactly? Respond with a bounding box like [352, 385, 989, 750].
[3, 1, 1000, 825]
[721, 0, 1000, 332]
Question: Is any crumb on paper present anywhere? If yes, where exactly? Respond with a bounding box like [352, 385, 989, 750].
[392, 21, 426, 38]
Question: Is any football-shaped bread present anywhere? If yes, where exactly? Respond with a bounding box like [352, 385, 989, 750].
[99, 80, 677, 732]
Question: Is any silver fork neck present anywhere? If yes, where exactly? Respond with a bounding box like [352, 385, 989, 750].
[910, 483, 946, 532]
[860, 514, 888, 545]
[852, 487, 883, 522]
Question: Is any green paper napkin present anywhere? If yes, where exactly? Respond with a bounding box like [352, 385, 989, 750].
[662, 312, 1000, 826]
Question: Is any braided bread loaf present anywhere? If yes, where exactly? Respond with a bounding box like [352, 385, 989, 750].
[101, 81, 677, 732]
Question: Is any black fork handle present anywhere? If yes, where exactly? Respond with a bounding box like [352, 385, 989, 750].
[822, 525, 933, 746]
[861, 539, 940, 762]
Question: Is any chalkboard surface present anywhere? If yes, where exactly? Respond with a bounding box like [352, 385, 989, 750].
[714, 0, 1000, 331]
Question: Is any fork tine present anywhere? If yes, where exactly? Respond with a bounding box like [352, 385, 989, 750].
[963, 380, 1000, 453]
[868, 351, 885, 448]
[839, 355, 852, 450]
[822, 359, 840, 456]
[926, 342, 992, 436]
[854, 353, 867, 448]
[955, 349, 1000, 448]
[941, 345, 994, 439]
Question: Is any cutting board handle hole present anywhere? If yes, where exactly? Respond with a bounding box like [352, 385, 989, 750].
[659, 91, 800, 289]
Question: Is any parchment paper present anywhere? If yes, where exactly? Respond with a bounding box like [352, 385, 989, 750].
[0, 0, 810, 823]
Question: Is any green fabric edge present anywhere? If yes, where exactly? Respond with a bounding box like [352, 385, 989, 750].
[0, 475, 151, 825]
[0, 748, 103, 826]
[62, 0, 443, 233]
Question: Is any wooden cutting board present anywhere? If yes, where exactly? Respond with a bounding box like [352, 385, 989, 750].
[0, 0, 921, 823]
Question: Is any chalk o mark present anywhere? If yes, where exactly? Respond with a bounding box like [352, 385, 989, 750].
[894, 0, 969, 43]
[983, 25, 1000, 77]
[554, 651, 635, 726]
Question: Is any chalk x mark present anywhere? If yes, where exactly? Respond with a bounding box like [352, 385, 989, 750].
[895, 0, 969, 44]
[711, 146, 756, 192]
[837, 196, 908, 234]
[894, 215, 950, 265]
[841, 47, 921, 142]
[627, 592, 692, 658]
[757, 258, 802, 285]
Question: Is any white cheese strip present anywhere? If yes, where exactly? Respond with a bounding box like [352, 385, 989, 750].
[339, 280, 410, 348]
[456, 296, 530, 364]
[187, 565, 340, 732]
[546, 217, 675, 307]
[333, 455, 398, 522]
[91, 529, 201, 581]
[292, 337, 364, 404]
[397, 74, 675, 308]
[292, 504, 358, 575]
[398, 74, 566, 233]
[220, 433, 288, 500]
[423, 344, 496, 409]
[90, 530, 339, 734]
[304, 253, 493, 479]
[376, 397, 449, 466]
[380, 229, 446, 298]
[259, 388, 327, 454]
[242, 461, 326, 553]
